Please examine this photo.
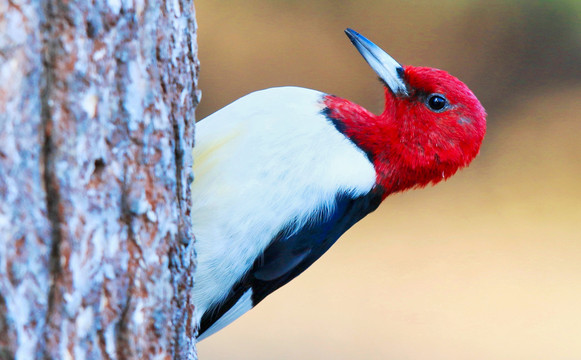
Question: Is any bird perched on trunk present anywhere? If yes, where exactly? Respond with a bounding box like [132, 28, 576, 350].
[192, 28, 486, 341]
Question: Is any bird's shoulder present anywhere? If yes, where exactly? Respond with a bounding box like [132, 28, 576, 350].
[193, 85, 376, 197]
[197, 86, 326, 129]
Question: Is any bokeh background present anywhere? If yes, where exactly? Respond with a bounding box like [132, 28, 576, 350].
[194, 1, 581, 359]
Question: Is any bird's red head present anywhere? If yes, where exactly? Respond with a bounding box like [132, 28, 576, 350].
[378, 65, 487, 192]
[325, 29, 487, 198]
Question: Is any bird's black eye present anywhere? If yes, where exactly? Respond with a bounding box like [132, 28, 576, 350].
[427, 94, 448, 112]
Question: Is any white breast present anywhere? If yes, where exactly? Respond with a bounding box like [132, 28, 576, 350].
[191, 87, 376, 323]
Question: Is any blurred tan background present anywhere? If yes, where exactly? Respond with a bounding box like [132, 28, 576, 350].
[194, 1, 581, 359]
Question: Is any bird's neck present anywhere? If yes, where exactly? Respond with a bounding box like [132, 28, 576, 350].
[323, 92, 445, 199]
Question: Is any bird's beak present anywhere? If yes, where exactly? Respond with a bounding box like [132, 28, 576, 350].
[345, 28, 408, 97]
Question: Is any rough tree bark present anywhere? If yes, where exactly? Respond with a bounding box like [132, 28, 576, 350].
[0, 0, 199, 359]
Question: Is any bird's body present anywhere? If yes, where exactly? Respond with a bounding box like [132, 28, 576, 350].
[192, 87, 380, 339]
[192, 29, 486, 341]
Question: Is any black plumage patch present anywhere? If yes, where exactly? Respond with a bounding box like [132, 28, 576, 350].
[322, 104, 347, 135]
[198, 188, 384, 338]
[322, 105, 376, 163]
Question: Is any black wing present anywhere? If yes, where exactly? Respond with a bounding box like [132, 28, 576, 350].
[199, 189, 383, 337]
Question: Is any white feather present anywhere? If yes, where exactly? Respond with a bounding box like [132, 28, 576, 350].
[191, 86, 376, 330]
[196, 289, 254, 342]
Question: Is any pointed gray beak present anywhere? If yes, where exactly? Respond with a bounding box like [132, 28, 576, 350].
[345, 28, 408, 96]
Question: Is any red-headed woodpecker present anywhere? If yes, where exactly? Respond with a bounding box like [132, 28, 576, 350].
[192, 29, 486, 341]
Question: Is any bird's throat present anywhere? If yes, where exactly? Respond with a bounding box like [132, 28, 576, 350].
[322, 93, 453, 199]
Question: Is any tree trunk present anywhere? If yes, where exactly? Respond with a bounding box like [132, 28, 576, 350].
[0, 0, 199, 358]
